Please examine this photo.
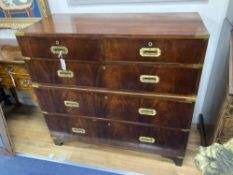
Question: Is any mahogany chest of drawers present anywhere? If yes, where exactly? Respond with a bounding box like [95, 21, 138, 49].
[16, 13, 209, 166]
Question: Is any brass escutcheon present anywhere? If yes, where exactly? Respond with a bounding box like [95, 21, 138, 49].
[57, 70, 74, 78]
[64, 101, 79, 108]
[139, 47, 161, 57]
[72, 128, 86, 134]
[140, 75, 160, 84]
[50, 46, 68, 55]
[138, 108, 157, 116]
[139, 136, 155, 143]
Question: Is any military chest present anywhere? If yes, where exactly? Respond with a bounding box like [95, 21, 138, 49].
[16, 13, 209, 166]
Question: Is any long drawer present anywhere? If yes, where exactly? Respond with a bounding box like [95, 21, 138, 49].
[36, 87, 194, 129]
[44, 114, 189, 152]
[27, 59, 200, 95]
[18, 37, 207, 64]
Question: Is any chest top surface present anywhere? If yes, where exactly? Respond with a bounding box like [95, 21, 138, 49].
[18, 13, 208, 39]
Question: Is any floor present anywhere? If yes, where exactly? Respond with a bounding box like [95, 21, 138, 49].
[5, 105, 201, 175]
[0, 154, 129, 175]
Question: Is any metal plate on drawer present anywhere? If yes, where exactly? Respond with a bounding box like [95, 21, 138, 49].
[138, 108, 157, 116]
[139, 47, 161, 57]
[140, 75, 160, 84]
[72, 128, 86, 134]
[139, 136, 155, 143]
[50, 46, 68, 55]
[64, 101, 79, 108]
[57, 70, 74, 78]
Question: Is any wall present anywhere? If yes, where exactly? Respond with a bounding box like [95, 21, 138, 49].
[0, 0, 230, 123]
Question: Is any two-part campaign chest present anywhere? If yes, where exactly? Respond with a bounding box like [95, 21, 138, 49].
[16, 13, 209, 166]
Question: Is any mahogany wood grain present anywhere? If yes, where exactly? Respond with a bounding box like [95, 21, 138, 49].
[18, 13, 208, 39]
[35, 87, 194, 129]
[16, 13, 209, 166]
[26, 59, 200, 95]
[44, 114, 189, 155]
[105, 39, 208, 64]
[18, 37, 207, 65]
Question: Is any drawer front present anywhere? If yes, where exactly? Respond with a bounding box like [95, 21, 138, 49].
[0, 74, 32, 90]
[36, 87, 193, 129]
[105, 39, 208, 64]
[0, 63, 28, 75]
[26, 60, 99, 87]
[97, 93, 194, 129]
[27, 60, 200, 95]
[18, 37, 208, 64]
[45, 114, 109, 139]
[45, 114, 188, 151]
[109, 121, 188, 151]
[35, 88, 95, 116]
[17, 37, 102, 60]
[99, 64, 200, 95]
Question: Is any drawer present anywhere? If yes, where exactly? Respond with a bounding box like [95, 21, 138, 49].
[35, 88, 95, 116]
[45, 114, 189, 152]
[17, 36, 102, 61]
[0, 63, 28, 75]
[45, 114, 109, 139]
[36, 87, 193, 129]
[105, 39, 208, 64]
[27, 60, 200, 95]
[99, 64, 200, 95]
[26, 60, 99, 87]
[98, 93, 194, 129]
[0, 74, 32, 90]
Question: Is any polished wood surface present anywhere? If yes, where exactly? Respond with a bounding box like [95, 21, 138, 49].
[35, 88, 194, 129]
[18, 13, 208, 39]
[18, 37, 207, 64]
[16, 13, 209, 166]
[45, 114, 189, 158]
[0, 42, 36, 102]
[27, 59, 201, 95]
[6, 106, 201, 175]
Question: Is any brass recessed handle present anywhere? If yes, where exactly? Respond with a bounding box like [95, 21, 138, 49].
[140, 75, 160, 84]
[139, 48, 161, 57]
[57, 70, 74, 78]
[139, 136, 155, 143]
[64, 101, 79, 108]
[50, 46, 68, 55]
[72, 128, 86, 134]
[138, 108, 157, 116]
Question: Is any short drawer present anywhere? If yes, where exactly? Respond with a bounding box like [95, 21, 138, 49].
[105, 39, 208, 64]
[109, 121, 189, 151]
[17, 36, 102, 61]
[98, 93, 194, 129]
[36, 87, 194, 129]
[0, 74, 32, 90]
[26, 59, 99, 87]
[99, 64, 200, 95]
[45, 114, 189, 152]
[0, 63, 28, 75]
[44, 114, 109, 139]
[35, 88, 96, 116]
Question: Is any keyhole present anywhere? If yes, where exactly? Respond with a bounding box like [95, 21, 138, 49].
[148, 42, 153, 47]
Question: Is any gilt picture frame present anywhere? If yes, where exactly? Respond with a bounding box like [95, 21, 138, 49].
[0, 0, 50, 29]
[68, 0, 206, 6]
